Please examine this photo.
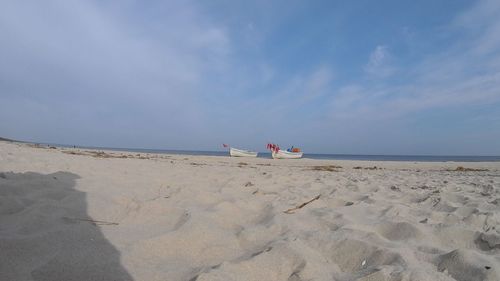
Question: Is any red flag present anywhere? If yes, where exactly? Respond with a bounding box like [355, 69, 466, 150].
[223, 144, 229, 148]
[270, 144, 279, 152]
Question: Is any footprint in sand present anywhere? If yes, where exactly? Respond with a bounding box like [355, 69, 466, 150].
[376, 221, 422, 241]
[173, 211, 191, 231]
[475, 231, 500, 251]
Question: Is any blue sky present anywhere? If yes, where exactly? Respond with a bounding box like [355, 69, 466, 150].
[1, 0, 499, 155]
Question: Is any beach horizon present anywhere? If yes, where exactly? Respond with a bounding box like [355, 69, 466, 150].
[4, 137, 499, 163]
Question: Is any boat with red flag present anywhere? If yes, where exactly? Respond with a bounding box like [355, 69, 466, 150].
[267, 143, 303, 159]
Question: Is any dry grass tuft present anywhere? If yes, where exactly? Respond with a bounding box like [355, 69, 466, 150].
[62, 150, 149, 159]
[447, 166, 489, 172]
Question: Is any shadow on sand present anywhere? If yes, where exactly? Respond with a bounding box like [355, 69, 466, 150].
[0, 171, 133, 281]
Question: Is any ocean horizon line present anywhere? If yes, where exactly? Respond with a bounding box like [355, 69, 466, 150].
[23, 141, 500, 162]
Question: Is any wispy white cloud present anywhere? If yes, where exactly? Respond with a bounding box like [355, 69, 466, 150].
[331, 0, 500, 123]
[363, 45, 395, 78]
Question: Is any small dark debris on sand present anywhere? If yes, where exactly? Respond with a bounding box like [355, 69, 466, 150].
[411, 185, 435, 190]
[390, 185, 401, 191]
[244, 181, 254, 187]
[431, 197, 441, 207]
[353, 166, 381, 170]
[310, 165, 342, 172]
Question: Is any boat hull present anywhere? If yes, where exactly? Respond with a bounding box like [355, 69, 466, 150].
[230, 147, 258, 157]
[271, 150, 303, 159]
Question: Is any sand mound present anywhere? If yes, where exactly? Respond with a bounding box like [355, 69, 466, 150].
[436, 249, 498, 281]
[329, 238, 406, 273]
[476, 231, 500, 251]
[195, 243, 305, 281]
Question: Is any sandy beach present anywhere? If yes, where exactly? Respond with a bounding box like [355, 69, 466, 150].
[1, 141, 499, 281]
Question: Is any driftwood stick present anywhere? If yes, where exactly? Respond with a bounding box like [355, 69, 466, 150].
[284, 194, 321, 214]
[63, 217, 119, 226]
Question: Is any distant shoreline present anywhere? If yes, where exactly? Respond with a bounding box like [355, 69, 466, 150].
[0, 137, 16, 142]
[6, 138, 498, 162]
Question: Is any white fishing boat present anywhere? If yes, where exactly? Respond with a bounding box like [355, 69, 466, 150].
[271, 149, 303, 159]
[229, 147, 258, 157]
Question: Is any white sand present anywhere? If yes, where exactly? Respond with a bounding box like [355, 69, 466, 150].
[1, 141, 499, 281]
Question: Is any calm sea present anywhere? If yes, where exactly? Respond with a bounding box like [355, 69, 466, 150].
[49, 144, 500, 162]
